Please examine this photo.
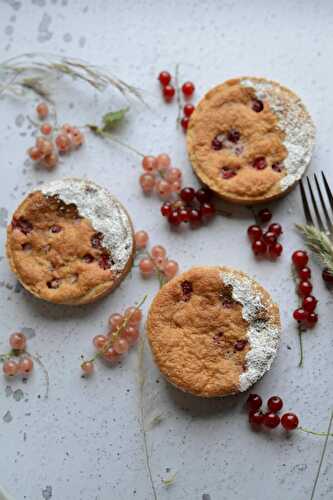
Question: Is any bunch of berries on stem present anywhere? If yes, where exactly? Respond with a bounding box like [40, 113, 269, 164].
[247, 208, 283, 259]
[1, 332, 33, 377]
[139, 153, 183, 198]
[161, 186, 216, 227]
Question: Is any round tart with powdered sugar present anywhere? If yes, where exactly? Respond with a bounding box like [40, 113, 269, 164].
[147, 266, 280, 397]
[187, 77, 315, 204]
[6, 178, 134, 305]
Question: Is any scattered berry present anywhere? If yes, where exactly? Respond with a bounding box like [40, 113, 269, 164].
[3, 359, 18, 377]
[264, 412, 280, 429]
[247, 225, 262, 242]
[247, 394, 262, 412]
[158, 71, 172, 86]
[183, 104, 195, 117]
[281, 413, 299, 431]
[322, 267, 333, 284]
[134, 230, 149, 249]
[182, 81, 195, 97]
[293, 308, 307, 322]
[9, 332, 26, 351]
[292, 250, 309, 268]
[36, 102, 49, 119]
[163, 84, 175, 101]
[252, 239, 267, 256]
[258, 208, 272, 223]
[181, 116, 190, 132]
[267, 396, 283, 413]
[18, 357, 34, 375]
[298, 280, 313, 297]
[302, 295, 318, 313]
[249, 411, 265, 426]
[298, 266, 311, 280]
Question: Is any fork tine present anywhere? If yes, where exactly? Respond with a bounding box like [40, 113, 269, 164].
[299, 178, 314, 225]
[314, 173, 333, 233]
[321, 171, 333, 213]
[306, 176, 325, 231]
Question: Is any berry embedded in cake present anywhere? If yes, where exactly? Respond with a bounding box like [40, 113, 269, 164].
[187, 77, 315, 205]
[6, 178, 134, 305]
[147, 266, 281, 397]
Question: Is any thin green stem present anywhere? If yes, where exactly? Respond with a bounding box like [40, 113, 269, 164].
[175, 63, 182, 127]
[298, 326, 304, 368]
[310, 409, 333, 500]
[87, 127, 145, 158]
[299, 427, 333, 438]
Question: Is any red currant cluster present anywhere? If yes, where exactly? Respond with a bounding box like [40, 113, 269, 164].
[1, 332, 34, 377]
[158, 70, 195, 131]
[27, 102, 84, 170]
[135, 231, 179, 283]
[81, 300, 145, 375]
[247, 208, 283, 258]
[247, 394, 299, 431]
[139, 153, 182, 198]
[161, 187, 216, 227]
[292, 250, 318, 327]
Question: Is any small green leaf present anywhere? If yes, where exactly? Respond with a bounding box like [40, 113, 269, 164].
[101, 107, 129, 132]
[162, 473, 177, 488]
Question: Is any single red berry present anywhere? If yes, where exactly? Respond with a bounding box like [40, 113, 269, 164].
[264, 412, 280, 429]
[182, 81, 195, 97]
[158, 71, 171, 86]
[281, 413, 299, 431]
[252, 239, 267, 255]
[168, 210, 181, 226]
[252, 99, 264, 112]
[180, 187, 195, 203]
[163, 84, 175, 101]
[227, 129, 240, 143]
[179, 208, 190, 223]
[249, 411, 264, 426]
[268, 223, 282, 237]
[161, 201, 172, 217]
[196, 188, 212, 203]
[302, 295, 318, 313]
[263, 231, 277, 245]
[201, 202, 216, 218]
[298, 280, 313, 297]
[246, 394, 262, 412]
[221, 166, 237, 179]
[258, 208, 272, 223]
[269, 242, 283, 258]
[183, 104, 195, 117]
[293, 308, 307, 322]
[212, 137, 223, 150]
[252, 157, 267, 170]
[181, 116, 190, 131]
[292, 250, 309, 268]
[189, 208, 202, 224]
[247, 225, 262, 242]
[267, 396, 283, 413]
[298, 266, 311, 280]
[306, 312, 318, 327]
[322, 267, 333, 283]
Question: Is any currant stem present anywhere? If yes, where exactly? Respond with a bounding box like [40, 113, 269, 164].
[299, 427, 333, 437]
[310, 409, 333, 500]
[86, 126, 145, 158]
[298, 326, 304, 368]
[175, 63, 182, 127]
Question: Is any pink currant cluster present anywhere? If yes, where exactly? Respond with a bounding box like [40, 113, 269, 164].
[27, 102, 85, 170]
[247, 208, 283, 259]
[292, 250, 318, 327]
[247, 394, 299, 431]
[1, 332, 33, 377]
[139, 153, 183, 198]
[135, 230, 179, 282]
[158, 70, 195, 131]
[161, 186, 216, 227]
[81, 303, 144, 375]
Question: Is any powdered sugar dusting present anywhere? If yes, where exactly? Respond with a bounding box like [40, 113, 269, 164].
[220, 270, 280, 392]
[41, 178, 133, 273]
[241, 78, 315, 190]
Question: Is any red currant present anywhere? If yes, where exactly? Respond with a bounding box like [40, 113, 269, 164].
[269, 242, 283, 258]
[322, 267, 333, 283]
[196, 188, 212, 203]
[182, 81, 195, 97]
[264, 412, 280, 429]
[302, 295, 318, 313]
[247, 225, 262, 241]
[189, 208, 202, 224]
[180, 187, 195, 203]
[298, 280, 313, 297]
[168, 211, 181, 226]
[258, 208, 272, 223]
[179, 208, 190, 223]
[306, 312, 318, 327]
[267, 396, 283, 413]
[263, 231, 277, 245]
[292, 250, 309, 268]
[281, 412, 299, 431]
[252, 239, 267, 255]
[246, 394, 262, 411]
[298, 266, 311, 280]
[163, 84, 175, 101]
[252, 99, 264, 112]
[268, 223, 282, 237]
[249, 411, 264, 426]
[161, 201, 172, 217]
[293, 308, 307, 322]
[158, 71, 171, 86]
[201, 202, 216, 218]
[183, 104, 195, 117]
[181, 116, 190, 131]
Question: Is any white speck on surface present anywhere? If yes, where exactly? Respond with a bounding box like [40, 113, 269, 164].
[221, 270, 280, 392]
[241, 78, 315, 191]
[41, 178, 133, 273]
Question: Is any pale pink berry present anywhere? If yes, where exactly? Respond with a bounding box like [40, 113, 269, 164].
[124, 307, 142, 325]
[93, 335, 107, 350]
[156, 179, 172, 198]
[81, 361, 94, 375]
[18, 357, 33, 375]
[40, 139, 53, 156]
[3, 359, 18, 377]
[113, 337, 129, 354]
[71, 127, 84, 147]
[142, 156, 157, 172]
[36, 102, 49, 119]
[164, 260, 179, 279]
[170, 180, 182, 193]
[140, 173, 156, 193]
[166, 167, 182, 182]
[122, 325, 140, 345]
[154, 256, 166, 270]
[40, 123, 52, 135]
[134, 230, 149, 249]
[42, 153, 58, 170]
[156, 153, 171, 171]
[61, 123, 74, 134]
[151, 245, 166, 259]
[55, 133, 71, 153]
[103, 347, 119, 362]
[109, 313, 124, 331]
[28, 147, 43, 161]
[139, 258, 154, 276]
[9, 332, 26, 351]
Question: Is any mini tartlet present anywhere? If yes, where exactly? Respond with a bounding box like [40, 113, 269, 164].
[187, 77, 315, 205]
[147, 266, 281, 397]
[6, 178, 134, 305]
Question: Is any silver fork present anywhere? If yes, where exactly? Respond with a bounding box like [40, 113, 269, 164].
[299, 171, 333, 239]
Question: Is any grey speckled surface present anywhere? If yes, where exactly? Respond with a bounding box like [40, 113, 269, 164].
[0, 1, 333, 499]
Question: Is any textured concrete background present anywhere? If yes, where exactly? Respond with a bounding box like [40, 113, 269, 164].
[0, 1, 332, 499]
